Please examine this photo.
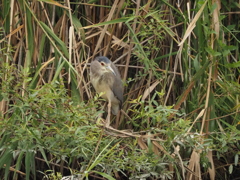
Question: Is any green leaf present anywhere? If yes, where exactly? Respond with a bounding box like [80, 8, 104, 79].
[223, 45, 237, 51]
[70, 14, 86, 41]
[234, 154, 239, 166]
[25, 150, 35, 180]
[40, 21, 69, 57]
[92, 171, 116, 180]
[0, 149, 12, 168]
[226, 25, 235, 31]
[193, 54, 200, 71]
[13, 151, 25, 180]
[205, 47, 221, 56]
[4, 158, 11, 180]
[83, 17, 134, 29]
[0, 93, 3, 101]
[25, 151, 31, 180]
[210, 2, 217, 13]
[229, 164, 233, 174]
[225, 61, 240, 68]
[39, 146, 50, 167]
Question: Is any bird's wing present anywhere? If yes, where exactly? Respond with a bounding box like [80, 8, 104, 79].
[110, 62, 123, 105]
[112, 77, 123, 106]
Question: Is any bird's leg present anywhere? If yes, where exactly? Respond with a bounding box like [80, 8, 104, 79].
[106, 101, 111, 127]
[114, 110, 120, 129]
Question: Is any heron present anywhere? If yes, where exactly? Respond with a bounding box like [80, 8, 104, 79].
[90, 56, 123, 127]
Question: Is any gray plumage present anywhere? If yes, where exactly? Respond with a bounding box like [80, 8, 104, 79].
[90, 56, 123, 115]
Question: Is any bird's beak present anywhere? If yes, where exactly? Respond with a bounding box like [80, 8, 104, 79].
[106, 65, 116, 76]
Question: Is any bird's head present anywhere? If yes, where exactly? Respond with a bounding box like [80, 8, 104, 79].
[94, 56, 116, 76]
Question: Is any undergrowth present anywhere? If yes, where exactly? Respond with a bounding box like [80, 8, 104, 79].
[1, 63, 239, 180]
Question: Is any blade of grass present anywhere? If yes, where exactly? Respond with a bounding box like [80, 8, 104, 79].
[178, 0, 208, 46]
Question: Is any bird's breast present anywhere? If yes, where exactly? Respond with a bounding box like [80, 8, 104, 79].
[90, 73, 114, 98]
[98, 73, 114, 87]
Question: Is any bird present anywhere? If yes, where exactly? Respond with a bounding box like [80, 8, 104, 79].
[90, 56, 123, 127]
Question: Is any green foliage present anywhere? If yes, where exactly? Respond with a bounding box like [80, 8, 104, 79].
[0, 73, 178, 179]
[0, 70, 100, 179]
[128, 91, 180, 129]
[0, 64, 193, 180]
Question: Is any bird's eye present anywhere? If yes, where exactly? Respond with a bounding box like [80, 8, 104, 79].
[100, 62, 104, 66]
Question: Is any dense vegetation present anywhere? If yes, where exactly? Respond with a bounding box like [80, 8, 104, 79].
[0, 0, 239, 179]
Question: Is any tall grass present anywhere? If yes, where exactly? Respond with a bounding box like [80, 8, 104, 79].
[0, 0, 239, 179]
